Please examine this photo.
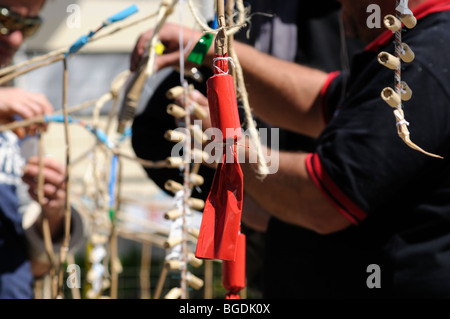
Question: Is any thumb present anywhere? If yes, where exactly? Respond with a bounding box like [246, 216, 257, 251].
[13, 128, 26, 139]
[0, 116, 26, 139]
[154, 51, 183, 72]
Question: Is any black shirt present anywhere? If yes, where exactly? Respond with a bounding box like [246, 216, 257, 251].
[303, 2, 450, 298]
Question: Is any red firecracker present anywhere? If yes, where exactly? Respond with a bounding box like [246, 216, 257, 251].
[222, 232, 246, 298]
[195, 54, 244, 261]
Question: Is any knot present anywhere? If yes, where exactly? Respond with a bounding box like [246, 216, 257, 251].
[204, 23, 247, 37]
[397, 119, 410, 126]
[213, 57, 235, 74]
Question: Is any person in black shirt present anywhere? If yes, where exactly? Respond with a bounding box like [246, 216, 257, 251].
[238, 0, 450, 298]
[129, 0, 362, 297]
[132, 0, 450, 298]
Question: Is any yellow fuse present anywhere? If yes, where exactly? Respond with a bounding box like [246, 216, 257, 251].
[155, 42, 165, 55]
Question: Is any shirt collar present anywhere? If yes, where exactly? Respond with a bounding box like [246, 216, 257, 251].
[365, 0, 450, 52]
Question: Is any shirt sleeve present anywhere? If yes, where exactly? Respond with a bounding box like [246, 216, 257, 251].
[306, 48, 450, 225]
[22, 201, 85, 264]
[319, 70, 347, 124]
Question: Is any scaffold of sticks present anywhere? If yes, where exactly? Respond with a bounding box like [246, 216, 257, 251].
[0, 0, 264, 299]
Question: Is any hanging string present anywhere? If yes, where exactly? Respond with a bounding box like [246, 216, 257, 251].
[56, 56, 72, 299]
[178, 0, 190, 300]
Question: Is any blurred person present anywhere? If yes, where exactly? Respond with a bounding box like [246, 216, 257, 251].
[0, 0, 83, 299]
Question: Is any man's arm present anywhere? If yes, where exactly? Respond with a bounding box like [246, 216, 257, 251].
[21, 156, 84, 278]
[227, 41, 329, 138]
[241, 193, 271, 233]
[131, 24, 329, 137]
[22, 156, 67, 240]
[241, 148, 352, 235]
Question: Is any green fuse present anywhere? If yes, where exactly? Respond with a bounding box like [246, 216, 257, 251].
[187, 33, 214, 65]
[109, 208, 115, 221]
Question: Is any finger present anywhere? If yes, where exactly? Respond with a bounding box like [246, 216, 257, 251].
[12, 93, 50, 119]
[9, 102, 35, 120]
[130, 45, 142, 72]
[131, 31, 153, 71]
[28, 190, 39, 203]
[154, 51, 182, 72]
[44, 199, 65, 213]
[42, 183, 66, 200]
[13, 128, 26, 139]
[21, 100, 43, 118]
[23, 164, 66, 189]
[22, 174, 37, 188]
[29, 94, 53, 116]
[23, 178, 65, 205]
[173, 90, 208, 109]
[190, 90, 209, 106]
[27, 156, 66, 175]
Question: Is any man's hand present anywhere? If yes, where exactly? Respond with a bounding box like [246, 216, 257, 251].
[173, 89, 211, 128]
[130, 23, 208, 72]
[0, 87, 53, 138]
[22, 156, 67, 239]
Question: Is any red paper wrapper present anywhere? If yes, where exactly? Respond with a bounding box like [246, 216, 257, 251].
[207, 73, 241, 140]
[223, 232, 246, 299]
[195, 65, 244, 261]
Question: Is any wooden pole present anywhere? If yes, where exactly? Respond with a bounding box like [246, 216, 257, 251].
[56, 57, 72, 299]
[140, 243, 152, 299]
[215, 0, 227, 56]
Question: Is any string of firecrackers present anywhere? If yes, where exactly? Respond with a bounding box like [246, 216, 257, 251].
[171, 2, 191, 299]
[141, 0, 211, 300]
[155, 0, 253, 298]
[187, 0, 270, 177]
[158, 86, 209, 299]
[222, 0, 246, 299]
[378, 0, 443, 159]
[187, 0, 246, 299]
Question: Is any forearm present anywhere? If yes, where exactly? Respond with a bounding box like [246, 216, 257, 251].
[204, 41, 329, 137]
[35, 208, 65, 241]
[23, 202, 85, 277]
[17, 180, 64, 240]
[241, 149, 351, 234]
[241, 192, 270, 233]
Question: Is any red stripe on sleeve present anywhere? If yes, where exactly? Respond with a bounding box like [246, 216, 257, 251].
[319, 71, 341, 125]
[305, 153, 368, 225]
